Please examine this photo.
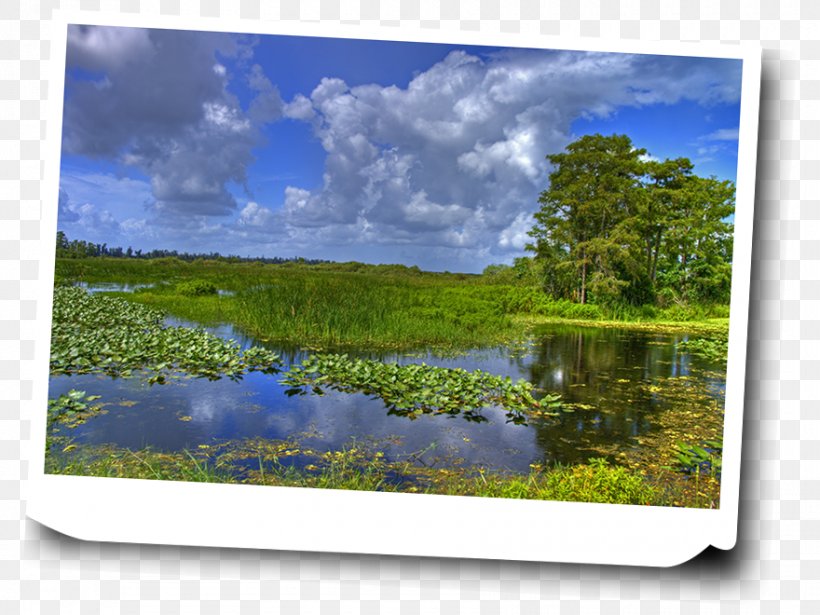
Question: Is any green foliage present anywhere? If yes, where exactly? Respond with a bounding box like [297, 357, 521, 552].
[50, 286, 282, 383]
[677, 335, 729, 363]
[176, 279, 217, 296]
[280, 353, 559, 424]
[46, 439, 668, 505]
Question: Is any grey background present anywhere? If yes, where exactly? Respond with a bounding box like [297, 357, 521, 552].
[1, 0, 815, 612]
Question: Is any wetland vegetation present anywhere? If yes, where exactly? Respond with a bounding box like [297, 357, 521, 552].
[47, 134, 733, 508]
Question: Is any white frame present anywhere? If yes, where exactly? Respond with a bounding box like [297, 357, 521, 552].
[26, 11, 761, 566]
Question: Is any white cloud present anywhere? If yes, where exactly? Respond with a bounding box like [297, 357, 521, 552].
[702, 127, 739, 141]
[238, 201, 275, 227]
[498, 212, 535, 251]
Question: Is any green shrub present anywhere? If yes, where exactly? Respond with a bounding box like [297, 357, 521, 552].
[176, 280, 217, 296]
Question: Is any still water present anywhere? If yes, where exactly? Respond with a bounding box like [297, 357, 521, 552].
[50, 287, 725, 473]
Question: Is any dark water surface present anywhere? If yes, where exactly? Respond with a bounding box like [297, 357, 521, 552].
[49, 294, 726, 473]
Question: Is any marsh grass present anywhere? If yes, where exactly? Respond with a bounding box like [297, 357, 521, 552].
[109, 266, 521, 351]
[233, 272, 522, 350]
[57, 258, 729, 351]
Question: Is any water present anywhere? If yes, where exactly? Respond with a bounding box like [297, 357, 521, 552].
[49, 287, 726, 473]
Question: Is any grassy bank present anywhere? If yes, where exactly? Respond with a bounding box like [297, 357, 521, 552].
[45, 435, 713, 507]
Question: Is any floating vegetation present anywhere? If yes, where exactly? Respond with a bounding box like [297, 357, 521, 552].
[47, 389, 106, 430]
[50, 287, 282, 383]
[280, 353, 560, 424]
[677, 335, 729, 363]
[46, 257, 731, 508]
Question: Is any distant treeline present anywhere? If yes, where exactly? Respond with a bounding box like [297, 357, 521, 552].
[54, 231, 461, 278]
[55, 231, 330, 266]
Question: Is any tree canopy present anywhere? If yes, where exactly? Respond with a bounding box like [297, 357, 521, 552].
[526, 134, 735, 306]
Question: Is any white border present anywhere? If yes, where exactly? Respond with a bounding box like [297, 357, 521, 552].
[25, 10, 761, 566]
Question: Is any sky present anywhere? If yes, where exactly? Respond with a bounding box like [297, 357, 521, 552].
[57, 26, 743, 273]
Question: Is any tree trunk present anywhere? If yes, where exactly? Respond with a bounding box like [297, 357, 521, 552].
[580, 249, 587, 305]
[650, 229, 663, 282]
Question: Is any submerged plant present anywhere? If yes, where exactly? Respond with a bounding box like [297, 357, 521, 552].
[280, 353, 560, 424]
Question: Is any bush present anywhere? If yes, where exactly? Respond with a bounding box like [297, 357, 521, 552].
[542, 458, 658, 505]
[176, 280, 217, 296]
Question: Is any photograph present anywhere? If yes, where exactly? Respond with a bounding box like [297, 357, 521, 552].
[45, 23, 744, 510]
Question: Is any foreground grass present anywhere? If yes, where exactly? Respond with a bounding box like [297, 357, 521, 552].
[46, 437, 692, 506]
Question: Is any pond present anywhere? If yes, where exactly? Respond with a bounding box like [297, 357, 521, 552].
[47, 301, 726, 475]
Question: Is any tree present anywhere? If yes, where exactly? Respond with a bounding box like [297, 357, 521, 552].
[658, 174, 735, 303]
[56, 231, 69, 257]
[527, 134, 645, 304]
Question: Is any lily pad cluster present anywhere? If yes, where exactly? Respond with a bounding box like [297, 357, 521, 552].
[280, 353, 559, 424]
[47, 389, 105, 429]
[50, 286, 281, 383]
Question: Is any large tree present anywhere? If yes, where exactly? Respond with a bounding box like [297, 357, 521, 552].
[526, 134, 646, 304]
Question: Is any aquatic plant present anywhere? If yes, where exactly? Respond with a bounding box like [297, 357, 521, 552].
[50, 286, 282, 383]
[670, 439, 723, 478]
[280, 353, 560, 424]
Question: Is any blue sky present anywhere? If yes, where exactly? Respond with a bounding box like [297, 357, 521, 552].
[58, 26, 743, 272]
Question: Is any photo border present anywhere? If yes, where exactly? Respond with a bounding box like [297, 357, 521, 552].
[25, 10, 761, 566]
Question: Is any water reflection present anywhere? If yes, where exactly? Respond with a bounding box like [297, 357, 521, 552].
[49, 303, 726, 470]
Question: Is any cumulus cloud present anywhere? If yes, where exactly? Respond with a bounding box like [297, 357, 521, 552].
[63, 25, 279, 219]
[498, 212, 535, 251]
[57, 190, 121, 240]
[57, 188, 78, 222]
[275, 49, 740, 266]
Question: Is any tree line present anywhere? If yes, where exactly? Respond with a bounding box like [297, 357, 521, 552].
[54, 231, 330, 266]
[524, 134, 735, 306]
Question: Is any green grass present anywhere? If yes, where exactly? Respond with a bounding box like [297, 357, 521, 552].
[74, 261, 522, 351]
[494, 286, 730, 323]
[233, 272, 521, 350]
